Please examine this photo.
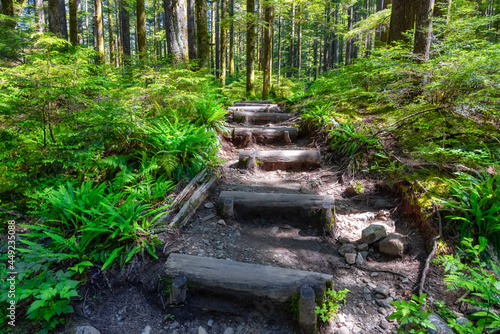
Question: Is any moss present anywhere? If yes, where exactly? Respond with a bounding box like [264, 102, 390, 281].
[290, 291, 300, 321]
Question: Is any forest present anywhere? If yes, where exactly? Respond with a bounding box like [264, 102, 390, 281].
[0, 0, 499, 332]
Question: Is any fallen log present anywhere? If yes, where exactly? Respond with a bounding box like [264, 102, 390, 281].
[233, 103, 279, 107]
[227, 106, 281, 113]
[234, 100, 273, 104]
[164, 253, 333, 303]
[238, 150, 321, 171]
[232, 127, 298, 146]
[233, 111, 291, 125]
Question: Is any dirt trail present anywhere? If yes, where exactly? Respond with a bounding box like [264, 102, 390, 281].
[63, 102, 429, 334]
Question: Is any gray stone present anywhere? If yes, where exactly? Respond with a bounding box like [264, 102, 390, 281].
[357, 243, 369, 251]
[224, 328, 235, 334]
[204, 202, 215, 209]
[361, 251, 368, 258]
[207, 319, 214, 327]
[198, 327, 208, 334]
[379, 234, 406, 257]
[335, 327, 349, 334]
[338, 237, 351, 244]
[141, 325, 152, 334]
[75, 326, 101, 334]
[356, 252, 364, 265]
[217, 219, 227, 226]
[374, 198, 392, 209]
[361, 224, 392, 244]
[339, 243, 357, 256]
[427, 314, 453, 334]
[363, 287, 371, 294]
[374, 284, 389, 298]
[379, 319, 389, 330]
[456, 317, 470, 326]
[345, 253, 357, 265]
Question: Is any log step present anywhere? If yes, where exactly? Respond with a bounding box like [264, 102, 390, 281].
[233, 103, 278, 107]
[164, 253, 333, 303]
[234, 100, 273, 104]
[233, 111, 291, 125]
[228, 105, 281, 113]
[217, 191, 335, 232]
[239, 150, 321, 171]
[232, 127, 298, 146]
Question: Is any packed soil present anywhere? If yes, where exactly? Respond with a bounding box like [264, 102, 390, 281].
[54, 107, 450, 334]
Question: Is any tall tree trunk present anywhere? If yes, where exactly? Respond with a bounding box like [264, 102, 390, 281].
[246, 0, 255, 95]
[211, 0, 216, 74]
[380, 0, 392, 43]
[187, 0, 196, 60]
[296, 4, 302, 79]
[276, 11, 281, 87]
[35, 0, 45, 32]
[228, 0, 234, 75]
[289, 1, 295, 75]
[48, 0, 62, 35]
[388, 0, 416, 43]
[323, 1, 330, 72]
[262, 2, 273, 99]
[69, 0, 78, 44]
[59, 0, 68, 39]
[345, 5, 353, 65]
[256, 0, 260, 70]
[136, 0, 146, 59]
[0, 0, 15, 28]
[195, 0, 209, 68]
[95, 0, 104, 63]
[108, 0, 116, 65]
[215, 0, 220, 76]
[77, 0, 83, 43]
[220, 0, 227, 85]
[332, 3, 339, 67]
[119, 0, 130, 65]
[164, 0, 188, 63]
[85, 0, 90, 44]
[414, 0, 434, 63]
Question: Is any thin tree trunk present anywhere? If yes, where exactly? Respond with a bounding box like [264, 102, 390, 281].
[414, 0, 434, 63]
[108, 0, 116, 65]
[195, 0, 209, 68]
[277, 11, 281, 87]
[69, 0, 78, 44]
[85, 0, 90, 44]
[246, 0, 255, 95]
[136, 0, 146, 59]
[59, 0, 68, 39]
[345, 5, 353, 65]
[77, 0, 83, 43]
[297, 4, 302, 79]
[289, 1, 295, 75]
[95, 0, 104, 63]
[187, 0, 196, 60]
[229, 0, 234, 75]
[262, 3, 273, 99]
[35, 0, 45, 32]
[211, 0, 215, 74]
[119, 0, 130, 65]
[215, 0, 220, 76]
[333, 3, 339, 67]
[256, 0, 260, 70]
[220, 0, 227, 85]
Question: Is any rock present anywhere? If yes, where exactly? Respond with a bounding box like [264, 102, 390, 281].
[356, 252, 364, 265]
[351, 209, 359, 213]
[363, 287, 371, 294]
[401, 277, 409, 283]
[456, 317, 470, 326]
[373, 198, 392, 209]
[345, 253, 357, 265]
[204, 202, 215, 209]
[352, 325, 362, 333]
[224, 328, 235, 334]
[217, 219, 227, 226]
[339, 237, 351, 244]
[141, 325, 152, 334]
[75, 326, 101, 334]
[357, 243, 369, 251]
[339, 243, 357, 256]
[198, 326, 208, 334]
[300, 185, 315, 194]
[361, 224, 392, 244]
[379, 319, 389, 330]
[374, 284, 389, 297]
[427, 314, 453, 334]
[370, 272, 379, 277]
[361, 251, 368, 258]
[207, 319, 214, 327]
[269, 226, 279, 235]
[335, 326, 349, 334]
[379, 233, 406, 257]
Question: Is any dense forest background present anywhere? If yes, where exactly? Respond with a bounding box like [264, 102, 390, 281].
[1, 0, 500, 332]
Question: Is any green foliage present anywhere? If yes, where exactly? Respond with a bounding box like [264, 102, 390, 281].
[300, 102, 340, 135]
[314, 288, 349, 323]
[440, 172, 500, 249]
[435, 237, 500, 332]
[387, 294, 436, 333]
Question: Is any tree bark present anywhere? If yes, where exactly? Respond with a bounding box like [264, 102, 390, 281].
[296, 4, 302, 79]
[164, 0, 188, 63]
[136, 0, 146, 59]
[0, 0, 14, 28]
[48, 0, 62, 36]
[345, 5, 353, 66]
[229, 0, 234, 75]
[262, 3, 273, 99]
[414, 0, 434, 63]
[35, 0, 45, 32]
[95, 0, 104, 63]
[388, 0, 416, 44]
[195, 0, 209, 68]
[276, 11, 281, 87]
[289, 1, 295, 74]
[69, 0, 78, 44]
[108, 0, 116, 65]
[187, 0, 196, 60]
[246, 0, 255, 95]
[215, 0, 220, 75]
[211, 0, 216, 74]
[119, 0, 130, 65]
[59, 0, 68, 39]
[220, 0, 227, 85]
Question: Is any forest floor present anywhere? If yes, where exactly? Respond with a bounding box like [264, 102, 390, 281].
[57, 106, 454, 334]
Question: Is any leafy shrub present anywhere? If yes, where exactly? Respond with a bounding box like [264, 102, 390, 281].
[315, 288, 349, 323]
[387, 294, 435, 333]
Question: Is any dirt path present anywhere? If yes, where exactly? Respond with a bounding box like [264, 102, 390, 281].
[63, 102, 428, 334]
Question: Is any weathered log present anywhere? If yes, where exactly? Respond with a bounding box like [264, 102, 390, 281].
[246, 152, 257, 171]
[284, 131, 292, 145]
[168, 276, 187, 305]
[239, 150, 321, 171]
[234, 100, 273, 104]
[233, 127, 298, 146]
[233, 103, 279, 107]
[164, 253, 332, 303]
[242, 130, 252, 147]
[298, 285, 317, 333]
[321, 202, 336, 236]
[233, 111, 291, 125]
[222, 199, 234, 218]
[228, 106, 280, 113]
[217, 191, 334, 225]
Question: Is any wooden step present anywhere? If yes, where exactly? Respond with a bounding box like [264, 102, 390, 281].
[233, 111, 291, 125]
[232, 127, 298, 147]
[228, 105, 280, 113]
[233, 103, 278, 107]
[217, 191, 335, 232]
[239, 150, 321, 171]
[164, 253, 333, 303]
[234, 100, 273, 104]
